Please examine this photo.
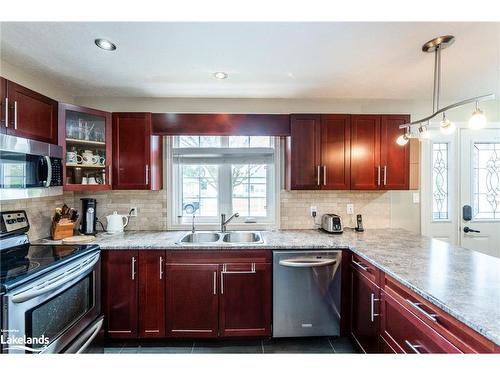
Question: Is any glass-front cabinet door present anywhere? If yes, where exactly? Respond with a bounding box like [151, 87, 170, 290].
[58, 103, 112, 191]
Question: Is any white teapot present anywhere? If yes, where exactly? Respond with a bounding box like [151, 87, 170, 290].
[106, 211, 129, 233]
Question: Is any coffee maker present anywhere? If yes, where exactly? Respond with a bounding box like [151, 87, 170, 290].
[79, 198, 97, 235]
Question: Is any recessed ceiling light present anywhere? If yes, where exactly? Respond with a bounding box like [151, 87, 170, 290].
[94, 38, 117, 51]
[213, 72, 228, 80]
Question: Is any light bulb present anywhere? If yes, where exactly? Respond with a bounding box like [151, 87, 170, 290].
[440, 117, 456, 135]
[469, 108, 487, 129]
[396, 133, 409, 146]
[418, 124, 431, 139]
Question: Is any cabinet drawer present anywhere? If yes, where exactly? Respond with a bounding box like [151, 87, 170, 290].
[350, 253, 381, 286]
[381, 291, 461, 353]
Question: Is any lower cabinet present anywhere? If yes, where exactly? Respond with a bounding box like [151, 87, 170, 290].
[350, 266, 381, 353]
[102, 251, 138, 338]
[166, 263, 219, 338]
[138, 251, 166, 338]
[219, 262, 272, 337]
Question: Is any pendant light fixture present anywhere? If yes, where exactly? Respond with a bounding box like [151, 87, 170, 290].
[397, 35, 495, 144]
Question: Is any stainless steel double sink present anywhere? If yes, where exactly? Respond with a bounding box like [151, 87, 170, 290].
[177, 231, 263, 245]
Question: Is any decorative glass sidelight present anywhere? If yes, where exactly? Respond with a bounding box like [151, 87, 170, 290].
[473, 143, 500, 220]
[432, 143, 449, 220]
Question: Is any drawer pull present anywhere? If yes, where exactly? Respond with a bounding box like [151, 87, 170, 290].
[352, 259, 369, 271]
[405, 340, 424, 354]
[405, 299, 438, 323]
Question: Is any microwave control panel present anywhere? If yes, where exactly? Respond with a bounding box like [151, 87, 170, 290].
[50, 157, 63, 186]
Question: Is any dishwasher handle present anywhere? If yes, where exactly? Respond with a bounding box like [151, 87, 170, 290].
[279, 258, 337, 268]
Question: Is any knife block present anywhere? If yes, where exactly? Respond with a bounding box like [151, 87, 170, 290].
[51, 219, 75, 240]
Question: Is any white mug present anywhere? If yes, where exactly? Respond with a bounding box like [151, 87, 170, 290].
[81, 177, 88, 184]
[88, 177, 97, 185]
[99, 157, 105, 166]
[83, 155, 99, 165]
[66, 152, 83, 164]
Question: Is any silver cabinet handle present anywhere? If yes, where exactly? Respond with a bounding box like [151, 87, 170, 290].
[159, 256, 164, 280]
[213, 271, 217, 295]
[405, 340, 424, 354]
[370, 293, 380, 322]
[405, 299, 438, 322]
[221, 263, 256, 274]
[108, 165, 112, 186]
[383, 165, 387, 186]
[13, 100, 18, 129]
[145, 164, 149, 185]
[352, 259, 369, 271]
[377, 165, 381, 186]
[221, 264, 225, 294]
[316, 165, 320, 186]
[131, 256, 136, 280]
[323, 165, 327, 186]
[4, 97, 8, 128]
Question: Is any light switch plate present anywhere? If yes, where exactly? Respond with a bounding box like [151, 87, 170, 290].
[346, 204, 354, 215]
[310, 206, 317, 217]
[412, 193, 420, 204]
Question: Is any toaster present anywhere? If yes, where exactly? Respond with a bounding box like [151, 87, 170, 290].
[321, 214, 343, 233]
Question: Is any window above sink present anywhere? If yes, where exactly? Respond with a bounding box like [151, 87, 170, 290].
[167, 136, 280, 230]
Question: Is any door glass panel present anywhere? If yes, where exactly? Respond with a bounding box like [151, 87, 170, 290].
[432, 143, 449, 220]
[27, 276, 92, 349]
[473, 143, 500, 220]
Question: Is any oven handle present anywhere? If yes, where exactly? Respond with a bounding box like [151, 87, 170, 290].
[74, 317, 104, 354]
[11, 253, 100, 304]
[279, 258, 337, 268]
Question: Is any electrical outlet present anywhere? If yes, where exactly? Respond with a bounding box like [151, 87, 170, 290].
[310, 206, 317, 218]
[129, 207, 138, 217]
[346, 204, 354, 215]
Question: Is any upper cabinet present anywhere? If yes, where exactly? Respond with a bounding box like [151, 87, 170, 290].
[3, 80, 58, 144]
[0, 77, 6, 133]
[112, 112, 162, 190]
[58, 103, 112, 191]
[287, 113, 409, 191]
[286, 114, 351, 190]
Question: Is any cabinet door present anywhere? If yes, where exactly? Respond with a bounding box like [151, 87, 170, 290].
[380, 115, 410, 190]
[166, 263, 219, 338]
[0, 77, 6, 133]
[138, 251, 165, 338]
[219, 263, 271, 337]
[320, 114, 351, 189]
[287, 114, 321, 190]
[350, 115, 381, 190]
[6, 81, 58, 144]
[112, 112, 152, 189]
[351, 267, 380, 353]
[102, 251, 138, 338]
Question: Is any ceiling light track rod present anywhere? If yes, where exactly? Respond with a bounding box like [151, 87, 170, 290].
[399, 93, 496, 129]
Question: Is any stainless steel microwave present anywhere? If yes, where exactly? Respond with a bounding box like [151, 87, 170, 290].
[0, 134, 63, 200]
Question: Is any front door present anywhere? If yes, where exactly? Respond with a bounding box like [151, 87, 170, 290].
[459, 128, 500, 257]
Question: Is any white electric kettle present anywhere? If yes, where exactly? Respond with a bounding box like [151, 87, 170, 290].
[106, 211, 129, 233]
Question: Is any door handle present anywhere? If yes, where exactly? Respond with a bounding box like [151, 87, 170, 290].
[145, 165, 149, 185]
[323, 165, 327, 186]
[316, 165, 320, 186]
[370, 293, 380, 322]
[13, 100, 18, 129]
[383, 165, 387, 186]
[4, 97, 8, 128]
[213, 271, 217, 295]
[159, 256, 164, 280]
[377, 166, 381, 186]
[463, 226, 480, 233]
[131, 256, 136, 280]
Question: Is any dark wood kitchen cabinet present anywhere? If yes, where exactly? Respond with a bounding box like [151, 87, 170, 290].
[166, 263, 219, 338]
[112, 112, 162, 190]
[350, 114, 409, 190]
[138, 251, 166, 338]
[219, 262, 272, 337]
[3, 80, 58, 144]
[287, 114, 350, 190]
[350, 254, 381, 353]
[102, 251, 138, 338]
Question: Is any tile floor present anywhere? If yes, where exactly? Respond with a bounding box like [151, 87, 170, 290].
[103, 337, 357, 354]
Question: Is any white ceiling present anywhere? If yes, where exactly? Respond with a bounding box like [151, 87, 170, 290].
[1, 22, 499, 99]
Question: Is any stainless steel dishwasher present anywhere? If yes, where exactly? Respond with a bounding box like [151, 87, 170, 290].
[272, 250, 342, 337]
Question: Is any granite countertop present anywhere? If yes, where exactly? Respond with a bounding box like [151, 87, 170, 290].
[34, 228, 500, 346]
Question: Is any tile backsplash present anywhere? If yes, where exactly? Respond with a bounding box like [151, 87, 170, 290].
[1, 188, 415, 239]
[280, 190, 391, 229]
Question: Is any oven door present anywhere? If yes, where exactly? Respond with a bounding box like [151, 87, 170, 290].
[2, 252, 101, 354]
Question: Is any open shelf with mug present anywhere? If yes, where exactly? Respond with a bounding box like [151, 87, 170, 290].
[58, 103, 112, 191]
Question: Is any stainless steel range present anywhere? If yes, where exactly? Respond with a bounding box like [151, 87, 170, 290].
[0, 210, 103, 354]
